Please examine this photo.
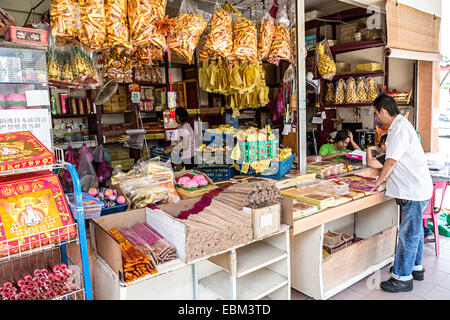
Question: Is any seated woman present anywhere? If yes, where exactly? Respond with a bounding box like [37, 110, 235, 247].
[365, 134, 387, 169]
[318, 130, 361, 160]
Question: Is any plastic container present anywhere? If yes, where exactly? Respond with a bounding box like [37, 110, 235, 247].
[101, 203, 128, 216]
[239, 139, 278, 162]
[66, 192, 104, 220]
[237, 153, 295, 179]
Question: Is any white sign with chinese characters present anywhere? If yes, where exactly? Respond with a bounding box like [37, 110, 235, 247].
[0, 109, 52, 150]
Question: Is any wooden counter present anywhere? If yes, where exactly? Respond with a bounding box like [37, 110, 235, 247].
[281, 167, 399, 300]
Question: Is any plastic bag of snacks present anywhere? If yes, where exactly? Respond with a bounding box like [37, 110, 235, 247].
[257, 14, 275, 61]
[291, 27, 297, 64]
[104, 0, 131, 49]
[167, 0, 209, 64]
[345, 77, 358, 104]
[316, 38, 336, 80]
[128, 0, 167, 49]
[0, 8, 15, 36]
[232, 16, 258, 62]
[356, 77, 368, 103]
[335, 79, 345, 104]
[325, 81, 335, 104]
[50, 0, 79, 41]
[367, 77, 379, 102]
[78, 0, 106, 50]
[267, 7, 292, 65]
[203, 5, 233, 58]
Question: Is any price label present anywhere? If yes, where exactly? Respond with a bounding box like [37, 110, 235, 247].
[131, 91, 140, 103]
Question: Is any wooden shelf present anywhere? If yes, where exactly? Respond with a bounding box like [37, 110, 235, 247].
[199, 268, 288, 300]
[322, 102, 374, 108]
[235, 242, 287, 278]
[52, 113, 97, 119]
[307, 40, 386, 58]
[305, 7, 375, 31]
[319, 71, 384, 81]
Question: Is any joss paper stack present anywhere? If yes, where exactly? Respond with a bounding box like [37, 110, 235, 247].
[292, 201, 319, 220]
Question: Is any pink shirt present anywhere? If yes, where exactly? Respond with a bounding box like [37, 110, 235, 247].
[173, 122, 194, 160]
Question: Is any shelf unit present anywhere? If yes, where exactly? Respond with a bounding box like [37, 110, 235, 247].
[198, 225, 291, 300]
[0, 149, 93, 300]
[0, 42, 93, 300]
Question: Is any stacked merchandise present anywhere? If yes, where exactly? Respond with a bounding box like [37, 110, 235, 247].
[307, 161, 344, 178]
[112, 160, 180, 209]
[327, 174, 385, 193]
[213, 179, 282, 210]
[152, 182, 254, 261]
[282, 180, 352, 211]
[291, 201, 319, 220]
[108, 228, 158, 283]
[323, 231, 354, 255]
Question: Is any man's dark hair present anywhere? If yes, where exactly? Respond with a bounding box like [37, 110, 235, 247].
[175, 107, 189, 124]
[373, 95, 400, 116]
[334, 130, 349, 143]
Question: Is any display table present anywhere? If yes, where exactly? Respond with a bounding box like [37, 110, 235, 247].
[91, 224, 291, 300]
[280, 167, 399, 300]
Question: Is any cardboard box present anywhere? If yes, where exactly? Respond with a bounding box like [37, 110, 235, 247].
[244, 203, 281, 240]
[5, 26, 48, 46]
[323, 231, 353, 254]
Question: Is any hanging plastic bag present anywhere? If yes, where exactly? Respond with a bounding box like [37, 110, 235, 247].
[267, 6, 292, 65]
[316, 39, 336, 80]
[325, 82, 335, 105]
[104, 0, 131, 49]
[96, 146, 113, 184]
[345, 77, 358, 104]
[367, 77, 380, 102]
[128, 0, 167, 49]
[356, 77, 368, 103]
[268, 88, 284, 122]
[257, 14, 275, 61]
[61, 146, 79, 192]
[335, 79, 345, 104]
[291, 26, 297, 65]
[203, 4, 233, 58]
[232, 16, 258, 62]
[78, 0, 106, 51]
[77, 145, 98, 192]
[50, 0, 79, 41]
[167, 0, 209, 64]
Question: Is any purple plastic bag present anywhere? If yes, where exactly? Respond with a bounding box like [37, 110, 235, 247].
[96, 145, 113, 184]
[268, 88, 284, 121]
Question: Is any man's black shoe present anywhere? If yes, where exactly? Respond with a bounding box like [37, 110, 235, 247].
[389, 266, 425, 281]
[380, 278, 413, 293]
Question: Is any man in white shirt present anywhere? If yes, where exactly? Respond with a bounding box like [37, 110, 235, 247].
[372, 94, 433, 293]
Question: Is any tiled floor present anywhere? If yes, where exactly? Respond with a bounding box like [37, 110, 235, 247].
[291, 235, 450, 300]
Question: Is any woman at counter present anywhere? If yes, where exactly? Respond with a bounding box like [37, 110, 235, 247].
[318, 130, 361, 160]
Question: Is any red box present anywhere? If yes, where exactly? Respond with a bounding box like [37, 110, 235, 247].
[0, 131, 55, 172]
[5, 26, 49, 46]
[0, 170, 77, 257]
